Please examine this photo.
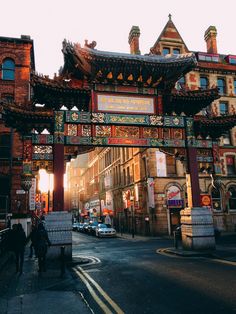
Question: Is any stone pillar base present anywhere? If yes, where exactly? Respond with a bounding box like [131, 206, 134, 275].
[44, 211, 72, 260]
[180, 207, 215, 251]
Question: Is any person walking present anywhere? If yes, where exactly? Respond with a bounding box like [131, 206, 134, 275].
[9, 223, 27, 275]
[35, 222, 51, 273]
[29, 224, 37, 258]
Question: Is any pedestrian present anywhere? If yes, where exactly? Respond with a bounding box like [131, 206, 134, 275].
[35, 222, 51, 273]
[8, 223, 27, 275]
[29, 224, 37, 258]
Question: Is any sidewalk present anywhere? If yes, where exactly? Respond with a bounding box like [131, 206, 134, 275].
[117, 232, 236, 264]
[0, 247, 92, 314]
[160, 233, 236, 264]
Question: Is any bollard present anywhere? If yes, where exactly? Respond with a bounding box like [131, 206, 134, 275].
[60, 246, 65, 277]
[173, 231, 178, 249]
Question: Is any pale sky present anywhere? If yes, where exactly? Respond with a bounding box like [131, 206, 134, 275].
[2, 0, 236, 78]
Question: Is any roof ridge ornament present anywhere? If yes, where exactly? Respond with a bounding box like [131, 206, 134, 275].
[168, 13, 172, 21]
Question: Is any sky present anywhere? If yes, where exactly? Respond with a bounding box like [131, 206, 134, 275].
[2, 0, 236, 78]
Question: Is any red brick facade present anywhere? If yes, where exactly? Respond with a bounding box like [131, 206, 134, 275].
[0, 36, 34, 216]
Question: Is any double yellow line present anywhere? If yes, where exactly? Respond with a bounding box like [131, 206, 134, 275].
[73, 266, 124, 314]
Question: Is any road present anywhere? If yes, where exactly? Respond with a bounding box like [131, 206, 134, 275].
[72, 231, 236, 314]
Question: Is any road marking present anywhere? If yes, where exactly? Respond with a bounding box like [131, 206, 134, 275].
[73, 267, 113, 314]
[73, 266, 124, 314]
[210, 258, 236, 266]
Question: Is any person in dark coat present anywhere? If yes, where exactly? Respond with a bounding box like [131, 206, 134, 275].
[9, 223, 27, 274]
[29, 224, 37, 258]
[35, 223, 51, 273]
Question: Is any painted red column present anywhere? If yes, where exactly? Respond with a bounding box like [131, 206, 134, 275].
[187, 147, 201, 207]
[53, 111, 65, 211]
[53, 143, 64, 211]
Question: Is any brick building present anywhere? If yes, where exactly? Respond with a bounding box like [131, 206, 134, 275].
[0, 35, 34, 226]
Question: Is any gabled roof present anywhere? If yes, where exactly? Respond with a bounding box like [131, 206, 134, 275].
[150, 14, 189, 54]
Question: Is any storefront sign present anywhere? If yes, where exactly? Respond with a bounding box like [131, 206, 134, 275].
[167, 199, 184, 207]
[200, 194, 212, 207]
[97, 94, 155, 114]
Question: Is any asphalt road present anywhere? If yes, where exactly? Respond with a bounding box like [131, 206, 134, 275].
[72, 231, 236, 314]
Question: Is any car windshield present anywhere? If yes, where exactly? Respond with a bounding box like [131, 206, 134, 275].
[98, 224, 108, 228]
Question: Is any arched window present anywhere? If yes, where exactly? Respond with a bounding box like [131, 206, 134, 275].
[228, 186, 236, 210]
[217, 78, 226, 95]
[200, 76, 209, 89]
[2, 59, 15, 80]
[211, 187, 222, 211]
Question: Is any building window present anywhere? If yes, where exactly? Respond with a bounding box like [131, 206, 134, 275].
[200, 77, 209, 89]
[219, 102, 228, 115]
[226, 156, 236, 175]
[173, 48, 180, 55]
[2, 59, 15, 80]
[211, 188, 222, 211]
[228, 186, 236, 210]
[0, 134, 11, 159]
[217, 78, 226, 95]
[163, 48, 170, 56]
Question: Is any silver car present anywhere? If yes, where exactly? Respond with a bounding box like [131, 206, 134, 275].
[95, 223, 116, 238]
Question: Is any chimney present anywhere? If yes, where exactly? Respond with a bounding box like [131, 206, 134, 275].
[128, 26, 141, 55]
[204, 26, 217, 54]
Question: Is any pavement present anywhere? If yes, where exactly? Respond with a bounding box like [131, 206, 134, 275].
[0, 233, 235, 314]
[117, 232, 236, 264]
[0, 247, 92, 314]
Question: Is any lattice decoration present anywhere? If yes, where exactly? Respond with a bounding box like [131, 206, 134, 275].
[82, 125, 91, 137]
[33, 145, 53, 154]
[67, 124, 78, 136]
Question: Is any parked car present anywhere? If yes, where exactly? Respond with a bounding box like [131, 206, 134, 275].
[72, 222, 80, 231]
[77, 223, 85, 232]
[82, 223, 90, 233]
[95, 223, 116, 238]
[87, 221, 99, 235]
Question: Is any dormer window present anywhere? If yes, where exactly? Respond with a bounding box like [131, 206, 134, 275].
[163, 48, 170, 56]
[173, 48, 180, 55]
[2, 58, 15, 80]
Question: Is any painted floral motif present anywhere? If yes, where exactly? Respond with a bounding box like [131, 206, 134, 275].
[143, 127, 159, 138]
[95, 125, 111, 137]
[71, 112, 79, 121]
[115, 126, 139, 138]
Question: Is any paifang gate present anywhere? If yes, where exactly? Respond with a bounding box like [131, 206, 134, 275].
[2, 38, 236, 253]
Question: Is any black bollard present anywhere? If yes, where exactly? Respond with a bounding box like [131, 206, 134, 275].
[60, 246, 65, 277]
[173, 231, 178, 249]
